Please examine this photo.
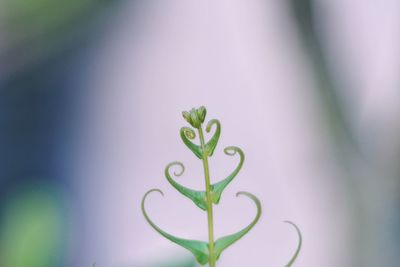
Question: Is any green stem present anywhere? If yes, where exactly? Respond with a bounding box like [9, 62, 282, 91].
[198, 126, 216, 267]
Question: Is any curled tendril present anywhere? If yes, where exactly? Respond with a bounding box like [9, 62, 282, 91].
[204, 119, 221, 157]
[165, 161, 207, 210]
[214, 191, 262, 260]
[284, 221, 302, 267]
[210, 146, 244, 204]
[141, 189, 209, 265]
[180, 127, 202, 159]
[183, 127, 196, 139]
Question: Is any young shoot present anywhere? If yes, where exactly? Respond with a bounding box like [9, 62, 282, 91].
[141, 106, 302, 266]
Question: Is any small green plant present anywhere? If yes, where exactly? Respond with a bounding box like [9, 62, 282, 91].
[141, 106, 302, 266]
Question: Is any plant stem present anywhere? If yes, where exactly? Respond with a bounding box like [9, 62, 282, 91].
[198, 126, 216, 267]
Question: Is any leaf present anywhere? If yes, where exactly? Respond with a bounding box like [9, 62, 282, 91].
[284, 221, 302, 267]
[210, 146, 244, 204]
[180, 127, 202, 159]
[204, 119, 221, 157]
[141, 189, 210, 265]
[165, 161, 207, 210]
[180, 119, 220, 159]
[214, 191, 262, 260]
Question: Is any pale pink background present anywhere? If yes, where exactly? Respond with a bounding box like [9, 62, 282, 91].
[70, 1, 400, 266]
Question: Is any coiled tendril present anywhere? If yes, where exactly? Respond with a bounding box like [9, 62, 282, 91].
[141, 189, 209, 265]
[180, 127, 202, 159]
[165, 161, 207, 210]
[180, 119, 221, 159]
[142, 106, 301, 266]
[210, 146, 244, 204]
[204, 119, 221, 156]
[214, 191, 262, 260]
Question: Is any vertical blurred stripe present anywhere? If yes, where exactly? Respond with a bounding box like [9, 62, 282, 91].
[289, 1, 400, 266]
[0, 0, 123, 266]
[288, 1, 368, 266]
[289, 0, 357, 152]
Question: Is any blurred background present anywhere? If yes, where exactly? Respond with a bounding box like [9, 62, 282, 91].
[1, 0, 399, 266]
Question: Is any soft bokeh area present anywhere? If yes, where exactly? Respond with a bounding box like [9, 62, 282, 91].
[1, 1, 400, 266]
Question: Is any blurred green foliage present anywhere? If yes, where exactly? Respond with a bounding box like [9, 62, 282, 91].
[0, 185, 66, 267]
[0, 0, 117, 76]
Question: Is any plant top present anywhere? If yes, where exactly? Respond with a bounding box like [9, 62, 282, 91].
[141, 106, 301, 267]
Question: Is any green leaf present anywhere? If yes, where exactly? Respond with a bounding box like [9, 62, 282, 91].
[141, 189, 210, 265]
[204, 119, 221, 157]
[210, 146, 244, 204]
[214, 191, 262, 260]
[165, 161, 207, 210]
[284, 221, 302, 267]
[180, 127, 202, 159]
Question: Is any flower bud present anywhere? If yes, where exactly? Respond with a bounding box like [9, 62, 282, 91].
[182, 106, 207, 128]
[197, 106, 206, 123]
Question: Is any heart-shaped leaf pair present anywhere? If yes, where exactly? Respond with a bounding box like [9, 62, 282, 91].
[141, 189, 261, 265]
[180, 119, 221, 159]
[165, 146, 244, 211]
